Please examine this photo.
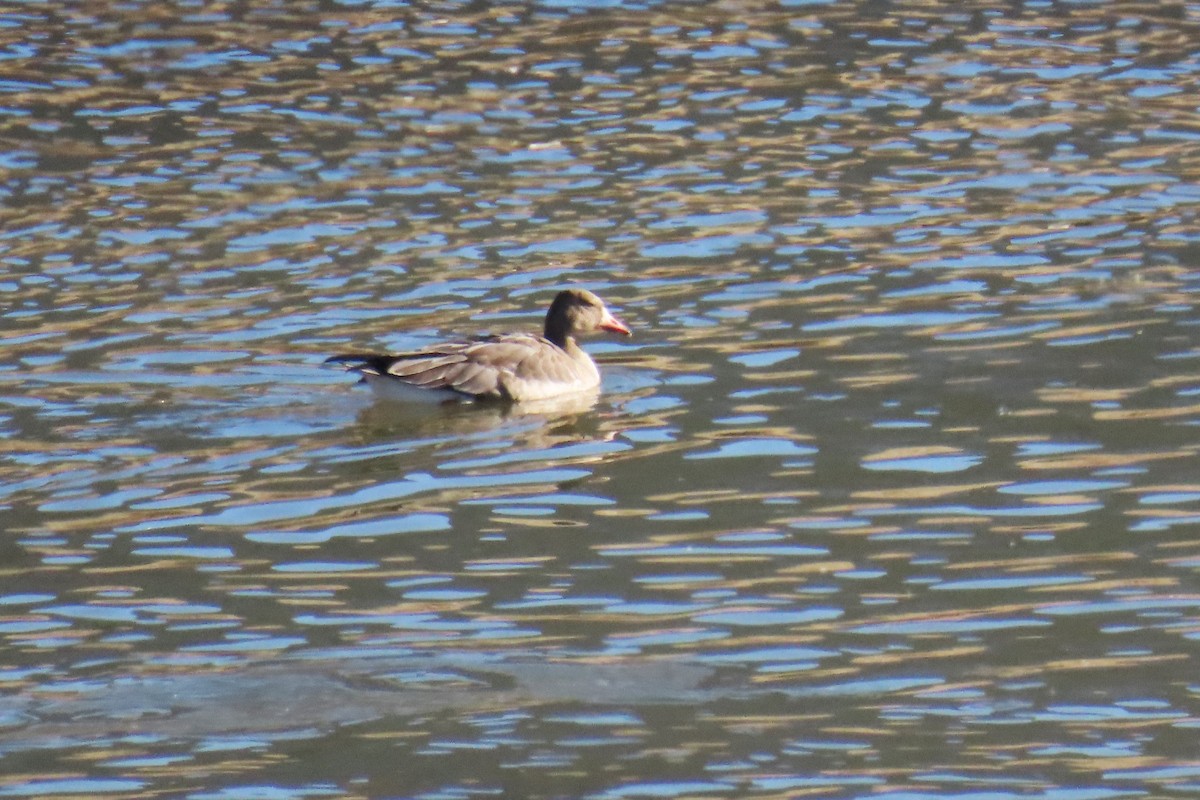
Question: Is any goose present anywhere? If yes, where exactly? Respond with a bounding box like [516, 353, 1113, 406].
[326, 288, 630, 403]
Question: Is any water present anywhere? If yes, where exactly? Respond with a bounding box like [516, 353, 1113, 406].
[3, 1, 1200, 797]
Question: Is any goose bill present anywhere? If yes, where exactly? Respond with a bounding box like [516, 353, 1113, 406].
[599, 312, 631, 336]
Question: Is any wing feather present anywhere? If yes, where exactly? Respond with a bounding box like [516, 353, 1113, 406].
[329, 332, 596, 401]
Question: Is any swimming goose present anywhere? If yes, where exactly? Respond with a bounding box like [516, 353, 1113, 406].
[326, 288, 630, 403]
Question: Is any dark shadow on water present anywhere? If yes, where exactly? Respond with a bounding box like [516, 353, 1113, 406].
[0, 651, 718, 748]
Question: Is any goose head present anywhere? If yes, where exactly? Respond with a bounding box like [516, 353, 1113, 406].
[544, 289, 630, 346]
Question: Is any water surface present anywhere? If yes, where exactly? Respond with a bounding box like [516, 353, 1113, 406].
[3, 1, 1200, 798]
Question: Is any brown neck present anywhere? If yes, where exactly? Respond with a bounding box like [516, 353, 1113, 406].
[544, 314, 570, 349]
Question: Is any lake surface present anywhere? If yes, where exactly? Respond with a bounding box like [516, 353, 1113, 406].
[3, 1, 1200, 797]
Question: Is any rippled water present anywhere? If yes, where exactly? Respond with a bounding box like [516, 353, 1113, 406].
[3, 1, 1200, 798]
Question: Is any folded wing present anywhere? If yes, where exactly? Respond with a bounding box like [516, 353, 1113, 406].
[327, 334, 560, 400]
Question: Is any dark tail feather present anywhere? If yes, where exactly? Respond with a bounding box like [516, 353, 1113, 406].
[325, 353, 393, 375]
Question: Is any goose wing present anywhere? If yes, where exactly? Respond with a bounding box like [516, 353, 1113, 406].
[327, 333, 564, 400]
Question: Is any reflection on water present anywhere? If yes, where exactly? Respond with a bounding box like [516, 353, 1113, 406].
[3, 1, 1200, 798]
